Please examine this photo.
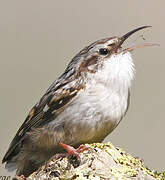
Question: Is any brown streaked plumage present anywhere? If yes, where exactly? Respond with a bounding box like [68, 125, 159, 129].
[2, 26, 151, 177]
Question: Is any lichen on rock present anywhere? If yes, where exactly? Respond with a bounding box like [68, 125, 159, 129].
[15, 142, 165, 180]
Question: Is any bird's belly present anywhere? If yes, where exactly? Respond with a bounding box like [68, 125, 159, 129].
[48, 85, 129, 145]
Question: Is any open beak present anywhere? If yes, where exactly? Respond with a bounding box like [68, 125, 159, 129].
[115, 26, 151, 52]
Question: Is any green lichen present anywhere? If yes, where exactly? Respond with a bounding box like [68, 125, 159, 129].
[27, 142, 165, 180]
[87, 142, 165, 179]
[110, 166, 137, 179]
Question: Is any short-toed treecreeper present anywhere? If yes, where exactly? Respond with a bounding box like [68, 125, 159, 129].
[2, 26, 152, 177]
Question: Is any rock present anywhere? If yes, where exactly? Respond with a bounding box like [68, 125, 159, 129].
[14, 142, 165, 180]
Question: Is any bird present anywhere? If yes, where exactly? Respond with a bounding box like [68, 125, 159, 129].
[2, 26, 151, 177]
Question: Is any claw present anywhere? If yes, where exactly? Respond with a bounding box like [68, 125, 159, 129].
[60, 143, 89, 157]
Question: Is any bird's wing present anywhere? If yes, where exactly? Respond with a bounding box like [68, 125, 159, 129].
[2, 81, 84, 163]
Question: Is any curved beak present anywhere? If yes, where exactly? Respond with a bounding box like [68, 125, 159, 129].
[116, 26, 152, 50]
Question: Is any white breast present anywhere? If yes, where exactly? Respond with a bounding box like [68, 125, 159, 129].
[48, 52, 135, 143]
[82, 51, 135, 121]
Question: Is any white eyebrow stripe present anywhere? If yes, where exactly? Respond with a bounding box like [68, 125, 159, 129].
[90, 38, 119, 52]
[105, 38, 118, 46]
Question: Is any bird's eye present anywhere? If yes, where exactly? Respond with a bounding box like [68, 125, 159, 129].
[99, 48, 109, 55]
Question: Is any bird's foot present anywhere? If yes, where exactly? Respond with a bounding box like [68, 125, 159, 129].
[60, 143, 89, 157]
[59, 143, 89, 168]
[48, 143, 89, 167]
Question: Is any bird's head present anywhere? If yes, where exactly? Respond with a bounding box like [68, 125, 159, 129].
[64, 26, 152, 88]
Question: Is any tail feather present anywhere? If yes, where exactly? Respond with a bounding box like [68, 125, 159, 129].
[5, 160, 17, 172]
[2, 142, 22, 175]
[2, 142, 21, 163]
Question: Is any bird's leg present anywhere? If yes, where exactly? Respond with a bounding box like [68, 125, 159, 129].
[48, 143, 89, 164]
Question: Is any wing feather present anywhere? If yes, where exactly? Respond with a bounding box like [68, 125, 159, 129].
[2, 84, 83, 163]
